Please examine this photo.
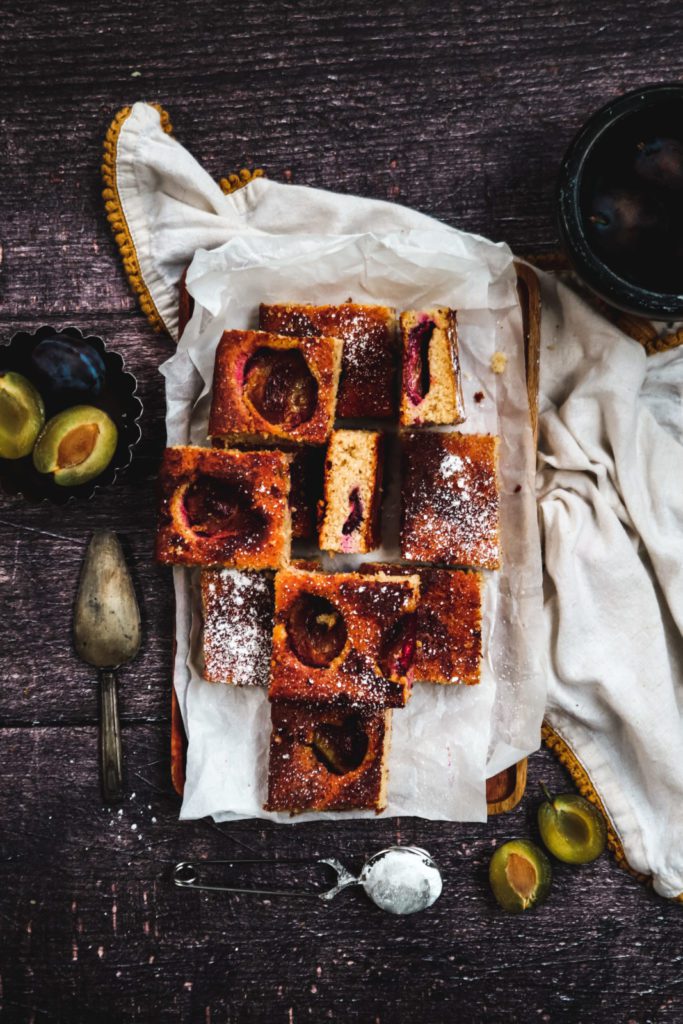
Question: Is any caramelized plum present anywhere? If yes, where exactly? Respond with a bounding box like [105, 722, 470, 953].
[0, 371, 45, 459]
[310, 715, 369, 775]
[243, 347, 318, 428]
[286, 592, 348, 667]
[183, 476, 265, 540]
[379, 614, 417, 679]
[341, 487, 363, 535]
[31, 335, 105, 403]
[405, 320, 434, 406]
[32, 405, 117, 486]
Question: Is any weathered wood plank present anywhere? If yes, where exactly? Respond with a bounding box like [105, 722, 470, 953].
[1, 725, 682, 1024]
[2, 0, 683, 1019]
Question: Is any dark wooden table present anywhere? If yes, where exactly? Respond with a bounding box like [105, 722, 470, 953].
[2, 2, 682, 1021]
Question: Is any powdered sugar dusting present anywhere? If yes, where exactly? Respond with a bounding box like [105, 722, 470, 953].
[202, 569, 273, 686]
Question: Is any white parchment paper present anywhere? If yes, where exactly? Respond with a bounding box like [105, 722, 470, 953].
[160, 229, 545, 823]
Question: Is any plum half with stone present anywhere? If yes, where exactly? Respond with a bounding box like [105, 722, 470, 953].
[537, 783, 607, 865]
[33, 405, 118, 487]
[489, 839, 551, 913]
[0, 371, 45, 459]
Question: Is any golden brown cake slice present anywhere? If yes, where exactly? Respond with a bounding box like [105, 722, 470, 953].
[359, 563, 483, 685]
[265, 703, 391, 813]
[318, 429, 384, 555]
[155, 445, 291, 569]
[259, 302, 397, 419]
[201, 569, 274, 686]
[400, 431, 500, 570]
[269, 566, 420, 709]
[208, 330, 342, 446]
[399, 308, 465, 426]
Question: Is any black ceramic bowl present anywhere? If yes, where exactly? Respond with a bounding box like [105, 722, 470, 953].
[0, 326, 143, 504]
[558, 83, 683, 319]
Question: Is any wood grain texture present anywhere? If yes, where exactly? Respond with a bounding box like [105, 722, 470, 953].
[2, 0, 683, 1021]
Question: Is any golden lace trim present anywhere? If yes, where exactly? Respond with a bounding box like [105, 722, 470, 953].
[542, 722, 683, 901]
[102, 103, 264, 335]
[102, 104, 173, 333]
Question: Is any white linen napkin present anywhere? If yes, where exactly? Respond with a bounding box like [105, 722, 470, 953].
[110, 101, 683, 896]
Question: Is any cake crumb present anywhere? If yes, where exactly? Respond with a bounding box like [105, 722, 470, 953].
[490, 351, 507, 374]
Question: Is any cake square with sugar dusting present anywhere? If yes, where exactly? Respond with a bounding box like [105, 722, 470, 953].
[400, 431, 500, 570]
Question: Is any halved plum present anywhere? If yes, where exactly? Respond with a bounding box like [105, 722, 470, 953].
[32, 405, 117, 486]
[183, 475, 266, 541]
[243, 347, 318, 429]
[310, 714, 369, 775]
[286, 592, 348, 668]
[0, 371, 45, 459]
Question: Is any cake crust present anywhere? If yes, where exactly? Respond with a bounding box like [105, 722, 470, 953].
[155, 445, 291, 569]
[209, 329, 342, 446]
[400, 431, 500, 569]
[259, 302, 397, 419]
[269, 567, 420, 709]
[265, 702, 391, 813]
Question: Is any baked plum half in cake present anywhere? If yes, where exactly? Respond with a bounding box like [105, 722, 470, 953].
[265, 702, 392, 813]
[208, 330, 342, 446]
[155, 445, 291, 569]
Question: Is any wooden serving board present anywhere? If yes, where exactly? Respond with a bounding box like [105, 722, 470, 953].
[169, 262, 542, 816]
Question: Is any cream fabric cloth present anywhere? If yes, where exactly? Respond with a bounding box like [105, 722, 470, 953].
[115, 101, 683, 896]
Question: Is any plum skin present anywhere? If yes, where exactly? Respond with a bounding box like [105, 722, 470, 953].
[32, 405, 117, 487]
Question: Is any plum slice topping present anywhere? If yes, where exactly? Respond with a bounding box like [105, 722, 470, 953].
[405, 320, 435, 406]
[310, 715, 369, 775]
[286, 592, 348, 668]
[243, 347, 318, 428]
[341, 487, 363, 535]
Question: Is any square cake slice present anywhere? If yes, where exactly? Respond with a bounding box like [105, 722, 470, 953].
[400, 431, 500, 569]
[265, 703, 391, 813]
[155, 445, 291, 569]
[208, 330, 342, 446]
[269, 567, 420, 709]
[318, 429, 384, 554]
[259, 303, 397, 419]
[399, 307, 465, 426]
[359, 563, 483, 685]
[201, 569, 274, 686]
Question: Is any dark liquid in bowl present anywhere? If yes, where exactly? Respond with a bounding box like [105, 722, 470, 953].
[580, 101, 683, 295]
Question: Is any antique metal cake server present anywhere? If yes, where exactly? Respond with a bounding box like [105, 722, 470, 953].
[173, 845, 442, 915]
[73, 530, 141, 804]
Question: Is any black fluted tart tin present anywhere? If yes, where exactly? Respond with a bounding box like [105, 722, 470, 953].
[558, 83, 683, 320]
[0, 326, 143, 504]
